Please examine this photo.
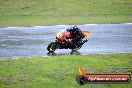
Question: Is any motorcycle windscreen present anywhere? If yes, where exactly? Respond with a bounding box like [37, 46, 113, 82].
[56, 29, 72, 41]
[56, 29, 67, 41]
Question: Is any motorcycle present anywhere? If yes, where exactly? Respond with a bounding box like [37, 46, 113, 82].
[47, 29, 90, 52]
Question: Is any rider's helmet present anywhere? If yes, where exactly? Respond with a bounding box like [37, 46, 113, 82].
[68, 25, 79, 33]
[70, 25, 78, 30]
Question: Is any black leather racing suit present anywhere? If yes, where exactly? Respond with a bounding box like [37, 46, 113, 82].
[66, 26, 84, 47]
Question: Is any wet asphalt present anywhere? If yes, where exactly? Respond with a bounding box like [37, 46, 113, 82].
[0, 24, 132, 59]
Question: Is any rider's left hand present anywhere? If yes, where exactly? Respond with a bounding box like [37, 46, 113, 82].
[65, 39, 73, 45]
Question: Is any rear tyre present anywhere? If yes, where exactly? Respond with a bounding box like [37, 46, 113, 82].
[47, 42, 57, 52]
[72, 46, 82, 51]
[70, 50, 80, 55]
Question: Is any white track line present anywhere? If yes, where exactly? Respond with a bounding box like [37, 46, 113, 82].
[124, 23, 132, 24]
[4, 23, 132, 29]
[7, 27, 20, 28]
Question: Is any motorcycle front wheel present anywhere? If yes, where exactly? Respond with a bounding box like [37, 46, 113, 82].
[47, 42, 58, 52]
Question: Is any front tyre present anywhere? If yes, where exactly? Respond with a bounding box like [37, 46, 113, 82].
[47, 42, 57, 52]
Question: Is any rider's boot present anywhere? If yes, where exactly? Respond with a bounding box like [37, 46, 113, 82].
[80, 39, 88, 45]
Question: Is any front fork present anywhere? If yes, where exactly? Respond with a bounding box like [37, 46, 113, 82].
[54, 40, 61, 49]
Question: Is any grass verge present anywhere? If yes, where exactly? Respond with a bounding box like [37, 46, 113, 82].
[0, 0, 132, 27]
[0, 53, 132, 88]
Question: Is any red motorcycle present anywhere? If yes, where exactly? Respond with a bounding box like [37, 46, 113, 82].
[47, 29, 90, 52]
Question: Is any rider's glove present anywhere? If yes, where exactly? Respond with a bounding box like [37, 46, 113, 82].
[65, 39, 73, 45]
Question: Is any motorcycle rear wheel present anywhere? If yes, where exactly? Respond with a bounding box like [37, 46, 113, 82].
[47, 42, 57, 52]
[72, 46, 82, 51]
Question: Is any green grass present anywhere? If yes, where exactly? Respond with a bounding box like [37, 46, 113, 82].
[0, 0, 132, 27]
[0, 53, 132, 88]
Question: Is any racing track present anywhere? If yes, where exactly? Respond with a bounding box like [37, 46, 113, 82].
[0, 24, 132, 59]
